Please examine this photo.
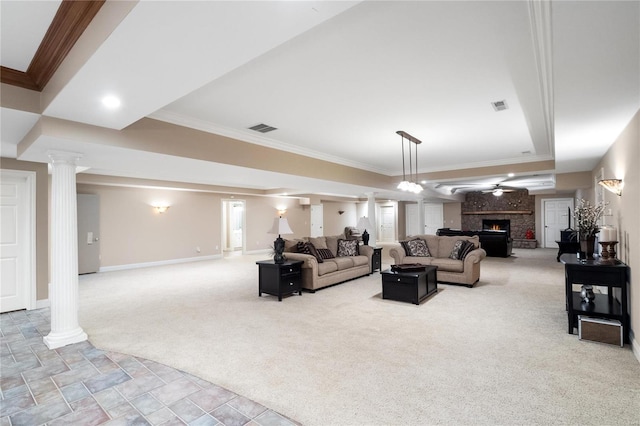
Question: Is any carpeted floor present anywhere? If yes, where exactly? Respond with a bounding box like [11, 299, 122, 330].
[79, 248, 640, 425]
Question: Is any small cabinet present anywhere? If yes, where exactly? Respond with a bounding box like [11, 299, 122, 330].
[371, 247, 382, 273]
[256, 260, 303, 301]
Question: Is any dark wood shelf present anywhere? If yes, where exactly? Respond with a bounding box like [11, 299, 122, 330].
[462, 210, 533, 215]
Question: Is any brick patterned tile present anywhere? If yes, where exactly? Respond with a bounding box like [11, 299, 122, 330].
[52, 362, 100, 388]
[117, 357, 151, 378]
[226, 395, 267, 418]
[189, 413, 220, 426]
[146, 407, 182, 425]
[8, 400, 70, 426]
[22, 358, 68, 382]
[0, 393, 35, 418]
[253, 410, 298, 426]
[70, 395, 102, 412]
[33, 388, 66, 405]
[106, 401, 138, 419]
[84, 368, 132, 394]
[93, 388, 127, 409]
[61, 381, 90, 403]
[27, 376, 58, 397]
[130, 393, 164, 416]
[0, 372, 24, 391]
[187, 386, 236, 412]
[210, 404, 250, 426]
[115, 371, 165, 400]
[168, 397, 205, 423]
[1, 384, 30, 400]
[149, 377, 201, 406]
[48, 404, 110, 426]
[103, 412, 151, 426]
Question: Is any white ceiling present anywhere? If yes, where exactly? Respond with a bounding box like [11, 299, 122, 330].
[1, 0, 639, 200]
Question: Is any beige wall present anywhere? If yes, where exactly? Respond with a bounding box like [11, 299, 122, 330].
[322, 201, 358, 236]
[0, 158, 49, 301]
[593, 109, 639, 355]
[443, 202, 462, 229]
[75, 182, 316, 268]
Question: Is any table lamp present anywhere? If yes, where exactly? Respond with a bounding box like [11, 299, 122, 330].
[267, 216, 294, 263]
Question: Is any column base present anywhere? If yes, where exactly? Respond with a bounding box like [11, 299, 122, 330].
[44, 327, 88, 349]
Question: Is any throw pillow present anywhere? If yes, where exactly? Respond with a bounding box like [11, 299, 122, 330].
[407, 239, 430, 257]
[458, 240, 475, 260]
[337, 239, 359, 257]
[316, 248, 335, 260]
[296, 241, 323, 263]
[400, 238, 421, 256]
[449, 240, 468, 260]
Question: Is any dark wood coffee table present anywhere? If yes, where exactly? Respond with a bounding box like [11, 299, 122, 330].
[381, 266, 437, 305]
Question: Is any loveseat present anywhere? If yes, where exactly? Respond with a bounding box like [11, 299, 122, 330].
[283, 234, 373, 292]
[388, 234, 486, 287]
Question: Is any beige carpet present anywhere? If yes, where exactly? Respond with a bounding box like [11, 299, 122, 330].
[79, 248, 640, 425]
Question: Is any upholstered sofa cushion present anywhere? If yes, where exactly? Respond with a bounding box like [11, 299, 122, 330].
[317, 261, 339, 276]
[431, 258, 465, 273]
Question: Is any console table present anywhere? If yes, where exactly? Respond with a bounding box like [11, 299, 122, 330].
[560, 254, 630, 343]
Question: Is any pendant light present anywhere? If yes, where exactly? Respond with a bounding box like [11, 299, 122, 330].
[396, 130, 423, 193]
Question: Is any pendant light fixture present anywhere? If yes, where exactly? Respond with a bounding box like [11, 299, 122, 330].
[396, 130, 423, 193]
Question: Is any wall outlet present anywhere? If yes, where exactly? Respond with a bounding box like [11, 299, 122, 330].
[196, 246, 201, 253]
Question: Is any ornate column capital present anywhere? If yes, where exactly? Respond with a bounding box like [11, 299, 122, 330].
[47, 150, 82, 166]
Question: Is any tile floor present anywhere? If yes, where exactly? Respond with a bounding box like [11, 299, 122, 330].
[0, 308, 299, 426]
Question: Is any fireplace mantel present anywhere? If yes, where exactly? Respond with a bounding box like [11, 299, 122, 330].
[462, 210, 533, 215]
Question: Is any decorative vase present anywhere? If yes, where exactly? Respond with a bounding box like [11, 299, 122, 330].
[580, 236, 596, 259]
[580, 285, 595, 303]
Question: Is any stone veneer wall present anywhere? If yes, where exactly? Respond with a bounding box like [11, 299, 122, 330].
[461, 190, 535, 239]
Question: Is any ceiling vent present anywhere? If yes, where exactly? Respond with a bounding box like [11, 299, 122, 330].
[491, 100, 508, 111]
[248, 123, 278, 133]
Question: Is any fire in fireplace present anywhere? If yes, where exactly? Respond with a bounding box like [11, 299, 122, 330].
[482, 219, 511, 238]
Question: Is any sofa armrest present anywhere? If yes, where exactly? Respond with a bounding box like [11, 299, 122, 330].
[388, 244, 405, 265]
[284, 253, 319, 274]
[464, 248, 486, 265]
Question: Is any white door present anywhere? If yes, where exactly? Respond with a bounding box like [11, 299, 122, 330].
[379, 205, 395, 242]
[424, 203, 444, 235]
[1, 171, 35, 313]
[543, 198, 574, 248]
[222, 200, 245, 252]
[77, 194, 100, 274]
[405, 204, 420, 236]
[310, 204, 323, 237]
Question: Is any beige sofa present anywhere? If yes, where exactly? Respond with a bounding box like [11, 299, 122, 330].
[388, 234, 486, 287]
[283, 234, 373, 292]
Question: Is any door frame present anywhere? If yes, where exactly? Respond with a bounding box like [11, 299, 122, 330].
[541, 197, 574, 248]
[1, 169, 36, 310]
[377, 203, 396, 242]
[221, 199, 246, 253]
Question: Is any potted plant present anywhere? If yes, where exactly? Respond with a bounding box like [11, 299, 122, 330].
[573, 198, 607, 258]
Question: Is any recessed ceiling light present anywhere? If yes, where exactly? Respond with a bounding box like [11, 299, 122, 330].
[102, 96, 121, 109]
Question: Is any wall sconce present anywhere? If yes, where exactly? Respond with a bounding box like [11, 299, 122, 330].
[598, 179, 623, 196]
[338, 210, 345, 215]
[152, 204, 170, 214]
[277, 207, 287, 215]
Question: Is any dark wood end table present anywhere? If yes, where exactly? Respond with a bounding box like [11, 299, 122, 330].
[256, 259, 303, 301]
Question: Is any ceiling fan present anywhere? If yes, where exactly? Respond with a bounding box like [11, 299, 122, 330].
[481, 184, 517, 196]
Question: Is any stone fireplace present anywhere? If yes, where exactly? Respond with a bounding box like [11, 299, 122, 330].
[462, 190, 536, 248]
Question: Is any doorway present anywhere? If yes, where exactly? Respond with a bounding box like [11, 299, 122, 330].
[424, 203, 444, 235]
[542, 198, 574, 248]
[1, 170, 36, 313]
[379, 205, 396, 242]
[222, 200, 245, 254]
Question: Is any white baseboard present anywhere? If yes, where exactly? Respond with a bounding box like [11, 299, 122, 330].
[35, 299, 50, 309]
[99, 254, 222, 273]
[631, 331, 640, 364]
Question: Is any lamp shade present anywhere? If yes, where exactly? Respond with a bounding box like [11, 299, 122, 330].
[356, 216, 373, 230]
[267, 217, 294, 235]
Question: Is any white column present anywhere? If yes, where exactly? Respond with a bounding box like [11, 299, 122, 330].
[367, 193, 377, 246]
[44, 151, 88, 349]
[418, 198, 425, 234]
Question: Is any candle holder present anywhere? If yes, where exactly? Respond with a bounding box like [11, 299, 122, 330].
[598, 241, 618, 263]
